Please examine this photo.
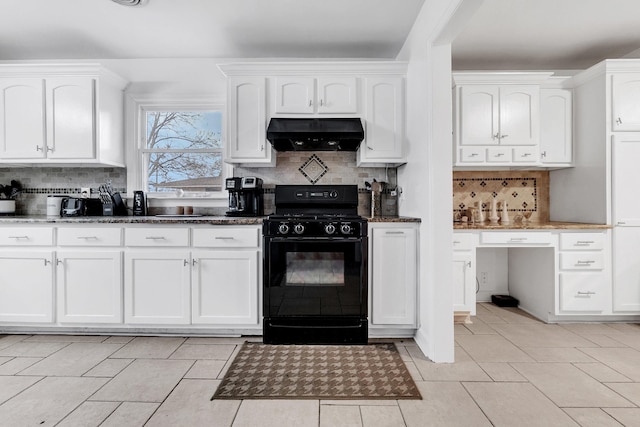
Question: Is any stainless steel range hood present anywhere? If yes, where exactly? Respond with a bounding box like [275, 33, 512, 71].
[266, 118, 364, 151]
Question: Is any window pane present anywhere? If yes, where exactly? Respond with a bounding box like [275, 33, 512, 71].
[144, 110, 223, 193]
[146, 111, 222, 150]
[147, 152, 223, 193]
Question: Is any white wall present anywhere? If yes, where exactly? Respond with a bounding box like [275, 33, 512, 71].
[396, 0, 483, 363]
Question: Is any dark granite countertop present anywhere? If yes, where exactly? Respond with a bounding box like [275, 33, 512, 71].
[366, 216, 421, 223]
[0, 215, 266, 225]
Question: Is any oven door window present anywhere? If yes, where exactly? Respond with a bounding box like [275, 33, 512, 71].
[266, 239, 365, 317]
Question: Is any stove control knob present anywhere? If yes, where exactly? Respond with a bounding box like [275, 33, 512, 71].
[340, 223, 352, 234]
[293, 223, 305, 235]
[278, 223, 290, 235]
[324, 223, 336, 235]
[329, 190, 338, 198]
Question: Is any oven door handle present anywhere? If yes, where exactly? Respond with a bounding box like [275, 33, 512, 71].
[266, 237, 363, 242]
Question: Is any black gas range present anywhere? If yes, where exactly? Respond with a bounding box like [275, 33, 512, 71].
[262, 185, 368, 344]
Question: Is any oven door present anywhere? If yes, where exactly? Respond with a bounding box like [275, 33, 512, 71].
[264, 237, 367, 318]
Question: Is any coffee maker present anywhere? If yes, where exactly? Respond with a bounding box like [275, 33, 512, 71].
[225, 177, 264, 216]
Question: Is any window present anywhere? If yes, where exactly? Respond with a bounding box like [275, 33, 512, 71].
[142, 109, 223, 194]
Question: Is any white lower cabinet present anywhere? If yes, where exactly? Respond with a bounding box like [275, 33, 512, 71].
[192, 250, 259, 325]
[56, 250, 122, 323]
[557, 231, 610, 314]
[452, 233, 477, 315]
[613, 227, 640, 312]
[124, 250, 191, 325]
[0, 250, 54, 323]
[369, 224, 418, 327]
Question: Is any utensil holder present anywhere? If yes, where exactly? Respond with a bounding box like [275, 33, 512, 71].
[371, 192, 382, 218]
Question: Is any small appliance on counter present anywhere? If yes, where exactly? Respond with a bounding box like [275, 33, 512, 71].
[47, 195, 67, 217]
[132, 190, 147, 216]
[225, 176, 264, 217]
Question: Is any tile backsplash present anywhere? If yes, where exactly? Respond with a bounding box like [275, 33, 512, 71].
[0, 167, 126, 215]
[2, 152, 395, 216]
[453, 170, 550, 223]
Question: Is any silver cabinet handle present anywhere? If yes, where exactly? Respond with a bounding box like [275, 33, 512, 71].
[521, 153, 532, 157]
[215, 236, 234, 240]
[575, 241, 595, 245]
[453, 240, 461, 244]
[9, 236, 29, 240]
[320, 99, 324, 106]
[576, 260, 596, 265]
[145, 236, 166, 240]
[183, 259, 189, 266]
[466, 261, 471, 268]
[541, 151, 547, 158]
[501, 134, 509, 138]
[616, 117, 622, 124]
[385, 231, 405, 235]
[308, 99, 312, 107]
[77, 236, 98, 240]
[618, 221, 626, 225]
[493, 133, 500, 140]
[494, 153, 505, 157]
[47, 146, 54, 152]
[577, 291, 596, 296]
[509, 237, 528, 241]
[192, 259, 198, 266]
[44, 259, 51, 266]
[56, 259, 63, 266]
[36, 146, 44, 152]
[469, 153, 479, 157]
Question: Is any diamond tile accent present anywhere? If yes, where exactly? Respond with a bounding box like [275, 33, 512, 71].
[299, 154, 329, 184]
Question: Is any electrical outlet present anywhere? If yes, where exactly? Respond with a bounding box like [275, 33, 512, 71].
[480, 271, 489, 285]
[80, 187, 91, 198]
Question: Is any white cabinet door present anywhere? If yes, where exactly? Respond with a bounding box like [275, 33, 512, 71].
[540, 88, 572, 164]
[370, 226, 417, 326]
[317, 77, 357, 113]
[192, 249, 259, 325]
[124, 251, 191, 324]
[611, 73, 640, 131]
[46, 77, 96, 159]
[612, 134, 640, 226]
[0, 78, 46, 159]
[452, 252, 475, 314]
[0, 251, 53, 322]
[226, 77, 272, 164]
[358, 77, 404, 164]
[499, 85, 539, 146]
[613, 228, 640, 313]
[56, 250, 122, 324]
[457, 85, 499, 146]
[274, 77, 315, 114]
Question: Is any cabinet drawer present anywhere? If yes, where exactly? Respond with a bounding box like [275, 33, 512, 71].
[125, 227, 189, 247]
[513, 147, 539, 163]
[459, 147, 485, 162]
[559, 273, 607, 312]
[192, 227, 259, 248]
[0, 227, 54, 246]
[560, 252, 604, 270]
[58, 227, 122, 246]
[481, 231, 552, 245]
[487, 147, 511, 162]
[453, 233, 476, 250]
[559, 233, 605, 251]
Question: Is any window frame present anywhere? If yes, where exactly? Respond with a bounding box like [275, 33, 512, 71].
[125, 95, 231, 207]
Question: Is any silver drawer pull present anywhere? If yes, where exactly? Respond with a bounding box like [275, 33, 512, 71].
[469, 153, 479, 157]
[509, 237, 528, 241]
[576, 260, 596, 265]
[453, 240, 461, 244]
[575, 241, 595, 245]
[385, 231, 405, 235]
[77, 236, 98, 240]
[577, 291, 596, 296]
[494, 153, 505, 157]
[9, 236, 29, 240]
[521, 153, 532, 157]
[215, 236, 234, 240]
[145, 236, 166, 240]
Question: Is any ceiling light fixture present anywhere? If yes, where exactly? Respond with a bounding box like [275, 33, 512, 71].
[111, 0, 145, 6]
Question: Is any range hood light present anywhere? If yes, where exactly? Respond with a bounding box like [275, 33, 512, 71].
[294, 141, 304, 146]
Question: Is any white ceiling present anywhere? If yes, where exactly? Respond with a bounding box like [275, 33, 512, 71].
[0, 0, 425, 60]
[2, 0, 640, 71]
[452, 0, 640, 70]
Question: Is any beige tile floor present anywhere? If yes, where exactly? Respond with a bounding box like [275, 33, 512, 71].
[1, 302, 640, 426]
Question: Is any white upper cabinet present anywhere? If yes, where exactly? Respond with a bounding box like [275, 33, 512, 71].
[453, 72, 558, 168]
[611, 73, 640, 131]
[274, 76, 357, 114]
[226, 76, 274, 165]
[0, 78, 46, 159]
[46, 77, 95, 160]
[357, 76, 405, 165]
[0, 64, 126, 166]
[540, 88, 572, 165]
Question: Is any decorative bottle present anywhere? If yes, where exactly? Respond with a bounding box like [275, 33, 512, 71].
[501, 200, 510, 225]
[489, 199, 499, 224]
[475, 201, 485, 223]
